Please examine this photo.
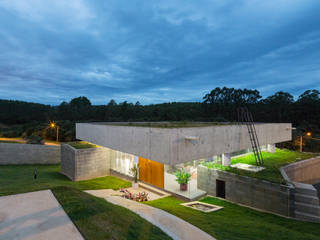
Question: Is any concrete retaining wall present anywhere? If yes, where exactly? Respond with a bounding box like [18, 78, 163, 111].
[76, 122, 292, 165]
[197, 165, 294, 217]
[282, 156, 320, 184]
[61, 144, 110, 181]
[0, 142, 60, 164]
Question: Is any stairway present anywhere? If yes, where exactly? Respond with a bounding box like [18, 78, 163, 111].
[294, 183, 320, 222]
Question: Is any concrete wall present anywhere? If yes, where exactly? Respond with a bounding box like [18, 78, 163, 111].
[61, 144, 110, 181]
[197, 165, 294, 217]
[76, 122, 292, 165]
[0, 142, 60, 164]
[282, 157, 320, 184]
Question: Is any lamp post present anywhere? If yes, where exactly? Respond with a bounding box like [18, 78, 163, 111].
[50, 122, 59, 142]
[299, 132, 311, 152]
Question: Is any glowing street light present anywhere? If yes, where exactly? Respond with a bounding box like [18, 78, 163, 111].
[300, 131, 312, 152]
[50, 122, 59, 142]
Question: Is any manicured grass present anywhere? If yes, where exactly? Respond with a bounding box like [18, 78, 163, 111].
[145, 196, 320, 240]
[0, 164, 130, 196]
[52, 187, 172, 240]
[68, 141, 99, 149]
[202, 149, 317, 184]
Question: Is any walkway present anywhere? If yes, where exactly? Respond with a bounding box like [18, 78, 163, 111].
[0, 190, 83, 240]
[87, 190, 215, 240]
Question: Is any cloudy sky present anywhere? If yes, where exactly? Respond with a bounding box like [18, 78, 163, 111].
[0, 0, 320, 105]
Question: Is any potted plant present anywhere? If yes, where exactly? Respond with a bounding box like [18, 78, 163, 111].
[174, 168, 191, 191]
[129, 163, 139, 189]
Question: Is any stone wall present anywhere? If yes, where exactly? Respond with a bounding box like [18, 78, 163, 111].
[282, 156, 320, 184]
[0, 142, 60, 164]
[61, 144, 110, 181]
[197, 165, 294, 217]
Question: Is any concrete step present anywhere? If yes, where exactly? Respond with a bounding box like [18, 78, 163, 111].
[295, 187, 318, 197]
[295, 211, 320, 223]
[295, 202, 320, 216]
[295, 193, 320, 205]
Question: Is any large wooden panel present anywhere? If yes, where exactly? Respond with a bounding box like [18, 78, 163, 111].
[139, 157, 164, 189]
[139, 157, 149, 183]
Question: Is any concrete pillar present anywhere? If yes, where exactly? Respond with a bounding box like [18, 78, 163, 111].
[206, 156, 213, 162]
[222, 153, 231, 166]
[267, 144, 276, 153]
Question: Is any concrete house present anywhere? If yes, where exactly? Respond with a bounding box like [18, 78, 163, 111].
[69, 122, 292, 199]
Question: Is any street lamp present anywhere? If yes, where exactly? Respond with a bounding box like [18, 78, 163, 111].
[50, 122, 59, 142]
[299, 132, 312, 152]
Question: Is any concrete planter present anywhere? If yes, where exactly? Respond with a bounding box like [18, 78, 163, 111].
[61, 144, 110, 181]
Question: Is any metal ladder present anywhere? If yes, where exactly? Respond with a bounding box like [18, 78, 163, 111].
[237, 107, 264, 166]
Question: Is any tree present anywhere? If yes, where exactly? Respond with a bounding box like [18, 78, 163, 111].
[69, 96, 92, 120]
[261, 91, 294, 122]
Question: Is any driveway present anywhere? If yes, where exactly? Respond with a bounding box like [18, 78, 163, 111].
[0, 190, 83, 240]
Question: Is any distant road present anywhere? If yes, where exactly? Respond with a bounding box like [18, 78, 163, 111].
[0, 137, 60, 146]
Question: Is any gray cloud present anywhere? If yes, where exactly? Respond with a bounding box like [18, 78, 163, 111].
[0, 0, 319, 105]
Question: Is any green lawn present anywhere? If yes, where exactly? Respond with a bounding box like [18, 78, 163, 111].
[145, 196, 320, 240]
[67, 141, 99, 149]
[53, 187, 171, 240]
[0, 164, 130, 196]
[202, 149, 317, 184]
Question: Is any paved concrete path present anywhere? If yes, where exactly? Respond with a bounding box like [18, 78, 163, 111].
[0, 190, 83, 240]
[104, 195, 215, 240]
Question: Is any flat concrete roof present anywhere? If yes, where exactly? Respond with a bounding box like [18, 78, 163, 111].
[87, 121, 275, 128]
[76, 122, 292, 165]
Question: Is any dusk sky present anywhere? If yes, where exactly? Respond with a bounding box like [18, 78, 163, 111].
[0, 0, 320, 105]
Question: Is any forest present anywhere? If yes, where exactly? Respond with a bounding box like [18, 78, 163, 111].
[0, 87, 319, 151]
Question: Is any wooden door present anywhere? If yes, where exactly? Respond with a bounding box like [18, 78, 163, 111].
[139, 157, 164, 189]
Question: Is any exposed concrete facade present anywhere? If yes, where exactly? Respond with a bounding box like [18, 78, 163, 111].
[282, 156, 320, 184]
[61, 144, 110, 181]
[281, 157, 320, 222]
[76, 122, 292, 165]
[197, 165, 295, 217]
[0, 142, 60, 164]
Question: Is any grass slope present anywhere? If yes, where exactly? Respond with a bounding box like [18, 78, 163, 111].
[203, 149, 317, 184]
[145, 196, 320, 240]
[0, 164, 130, 196]
[53, 187, 172, 240]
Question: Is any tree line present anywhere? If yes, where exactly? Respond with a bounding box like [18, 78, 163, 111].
[0, 87, 319, 150]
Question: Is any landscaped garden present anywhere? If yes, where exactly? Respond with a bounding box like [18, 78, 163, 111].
[52, 187, 171, 240]
[145, 196, 320, 240]
[201, 148, 317, 184]
[1, 163, 320, 239]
